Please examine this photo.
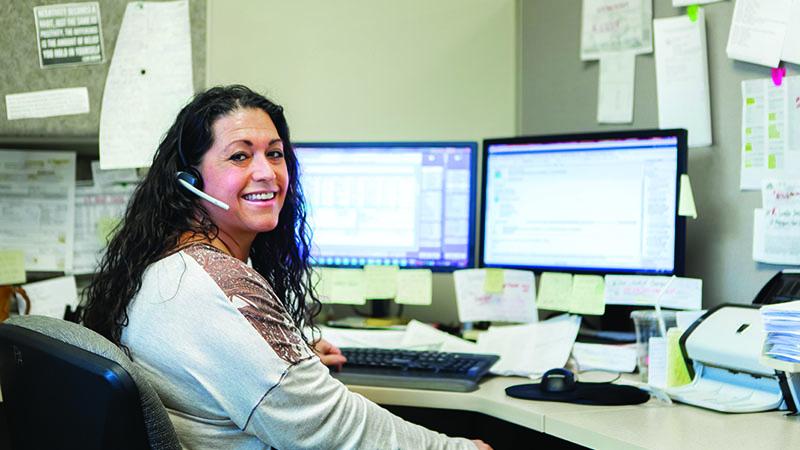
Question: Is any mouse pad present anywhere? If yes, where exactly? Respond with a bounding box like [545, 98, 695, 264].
[505, 382, 650, 406]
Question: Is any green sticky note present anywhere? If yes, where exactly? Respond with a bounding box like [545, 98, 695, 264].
[745, 127, 752, 135]
[537, 272, 573, 312]
[569, 274, 605, 315]
[745, 142, 753, 151]
[666, 328, 692, 387]
[96, 216, 121, 245]
[768, 154, 777, 169]
[768, 112, 777, 121]
[746, 97, 756, 105]
[320, 268, 366, 305]
[484, 268, 505, 294]
[768, 124, 780, 139]
[395, 269, 433, 305]
[0, 250, 27, 285]
[363, 265, 399, 299]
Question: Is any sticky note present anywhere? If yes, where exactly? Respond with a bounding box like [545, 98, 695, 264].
[484, 268, 505, 294]
[745, 142, 753, 151]
[395, 269, 433, 305]
[768, 154, 777, 169]
[363, 265, 399, 299]
[746, 98, 755, 105]
[678, 174, 697, 219]
[768, 112, 777, 121]
[536, 272, 572, 312]
[768, 124, 780, 139]
[0, 250, 26, 285]
[96, 216, 121, 244]
[666, 327, 692, 387]
[317, 268, 366, 305]
[569, 275, 606, 315]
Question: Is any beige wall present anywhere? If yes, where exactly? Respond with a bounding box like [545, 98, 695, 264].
[207, 0, 518, 323]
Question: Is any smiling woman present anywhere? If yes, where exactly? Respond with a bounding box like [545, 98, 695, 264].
[81, 85, 487, 449]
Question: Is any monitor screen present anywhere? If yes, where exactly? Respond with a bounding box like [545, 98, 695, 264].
[295, 142, 477, 271]
[480, 129, 687, 275]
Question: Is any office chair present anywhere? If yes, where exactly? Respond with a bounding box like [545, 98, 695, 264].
[0, 315, 181, 450]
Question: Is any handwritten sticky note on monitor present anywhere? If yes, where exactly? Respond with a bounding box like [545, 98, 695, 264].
[453, 269, 537, 323]
[570, 274, 606, 315]
[363, 265, 399, 299]
[316, 268, 366, 305]
[395, 269, 433, 305]
[0, 250, 26, 285]
[536, 272, 573, 312]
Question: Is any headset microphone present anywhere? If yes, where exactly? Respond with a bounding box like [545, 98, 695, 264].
[176, 171, 230, 210]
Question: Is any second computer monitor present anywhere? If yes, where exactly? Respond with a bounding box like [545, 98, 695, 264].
[295, 142, 477, 271]
[481, 129, 687, 275]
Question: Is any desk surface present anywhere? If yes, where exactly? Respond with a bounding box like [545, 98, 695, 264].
[347, 376, 800, 450]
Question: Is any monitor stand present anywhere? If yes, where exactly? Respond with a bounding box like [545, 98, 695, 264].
[325, 299, 407, 329]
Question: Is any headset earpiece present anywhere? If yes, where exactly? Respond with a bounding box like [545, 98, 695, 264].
[176, 168, 203, 191]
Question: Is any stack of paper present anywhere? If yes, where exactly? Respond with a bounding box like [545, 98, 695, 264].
[761, 301, 800, 363]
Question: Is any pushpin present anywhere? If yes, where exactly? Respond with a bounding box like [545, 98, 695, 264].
[771, 66, 786, 86]
[687, 5, 699, 22]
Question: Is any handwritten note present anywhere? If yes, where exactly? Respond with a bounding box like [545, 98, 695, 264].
[604, 275, 702, 310]
[453, 269, 537, 323]
[484, 268, 505, 294]
[0, 250, 26, 285]
[753, 208, 800, 265]
[726, 0, 790, 68]
[762, 179, 800, 209]
[597, 52, 635, 124]
[315, 268, 366, 305]
[395, 269, 432, 305]
[581, 0, 653, 61]
[363, 265, 399, 299]
[570, 275, 606, 315]
[536, 272, 573, 312]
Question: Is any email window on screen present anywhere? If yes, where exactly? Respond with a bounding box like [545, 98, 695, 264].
[484, 139, 677, 272]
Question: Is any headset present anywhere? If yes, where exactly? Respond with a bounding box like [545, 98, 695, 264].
[174, 118, 230, 210]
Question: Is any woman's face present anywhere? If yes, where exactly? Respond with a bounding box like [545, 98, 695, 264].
[198, 107, 289, 245]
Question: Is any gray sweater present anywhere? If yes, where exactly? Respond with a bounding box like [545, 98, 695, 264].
[122, 244, 475, 450]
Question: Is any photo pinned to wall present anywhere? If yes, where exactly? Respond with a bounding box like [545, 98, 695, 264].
[33, 2, 104, 68]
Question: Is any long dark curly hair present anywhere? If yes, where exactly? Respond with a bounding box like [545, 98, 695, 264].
[82, 85, 320, 353]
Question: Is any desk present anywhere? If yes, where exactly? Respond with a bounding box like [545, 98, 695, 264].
[347, 376, 800, 449]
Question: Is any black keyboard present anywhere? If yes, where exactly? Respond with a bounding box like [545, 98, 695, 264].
[331, 347, 499, 392]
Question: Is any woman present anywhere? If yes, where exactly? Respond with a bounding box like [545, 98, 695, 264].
[83, 85, 490, 449]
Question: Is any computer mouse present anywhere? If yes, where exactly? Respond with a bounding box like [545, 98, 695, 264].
[540, 368, 576, 393]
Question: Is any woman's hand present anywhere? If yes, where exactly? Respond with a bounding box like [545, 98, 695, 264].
[314, 338, 347, 371]
[471, 439, 493, 450]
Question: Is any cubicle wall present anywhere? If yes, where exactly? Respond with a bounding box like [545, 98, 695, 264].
[519, 0, 799, 308]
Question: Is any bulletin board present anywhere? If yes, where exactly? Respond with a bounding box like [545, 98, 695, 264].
[0, 0, 206, 137]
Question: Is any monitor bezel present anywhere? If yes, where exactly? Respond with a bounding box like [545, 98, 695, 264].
[479, 129, 687, 276]
[293, 141, 479, 273]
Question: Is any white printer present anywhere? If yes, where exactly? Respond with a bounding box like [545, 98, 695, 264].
[666, 304, 788, 413]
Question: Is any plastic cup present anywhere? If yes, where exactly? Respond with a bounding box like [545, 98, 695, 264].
[630, 309, 677, 382]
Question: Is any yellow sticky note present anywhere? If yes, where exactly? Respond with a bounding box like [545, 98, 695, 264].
[768, 154, 777, 169]
[746, 97, 756, 105]
[395, 269, 433, 305]
[363, 265, 399, 299]
[484, 268, 505, 294]
[768, 124, 780, 139]
[0, 250, 27, 285]
[678, 174, 697, 219]
[666, 328, 692, 387]
[569, 275, 605, 315]
[96, 216, 121, 244]
[319, 268, 366, 305]
[536, 272, 572, 312]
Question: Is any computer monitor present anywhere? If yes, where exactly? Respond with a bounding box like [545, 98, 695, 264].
[294, 141, 478, 272]
[480, 129, 687, 332]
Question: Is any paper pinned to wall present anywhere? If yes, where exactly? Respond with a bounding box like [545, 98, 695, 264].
[99, 0, 193, 169]
[782, 0, 800, 65]
[753, 208, 800, 265]
[394, 269, 433, 305]
[5, 87, 90, 120]
[762, 179, 800, 208]
[740, 77, 800, 190]
[604, 275, 703, 310]
[20, 275, 78, 319]
[453, 269, 537, 323]
[72, 182, 136, 275]
[726, 0, 790, 68]
[580, 0, 653, 61]
[90, 161, 139, 187]
[597, 52, 636, 124]
[653, 9, 712, 148]
[0, 150, 76, 272]
[0, 250, 26, 285]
